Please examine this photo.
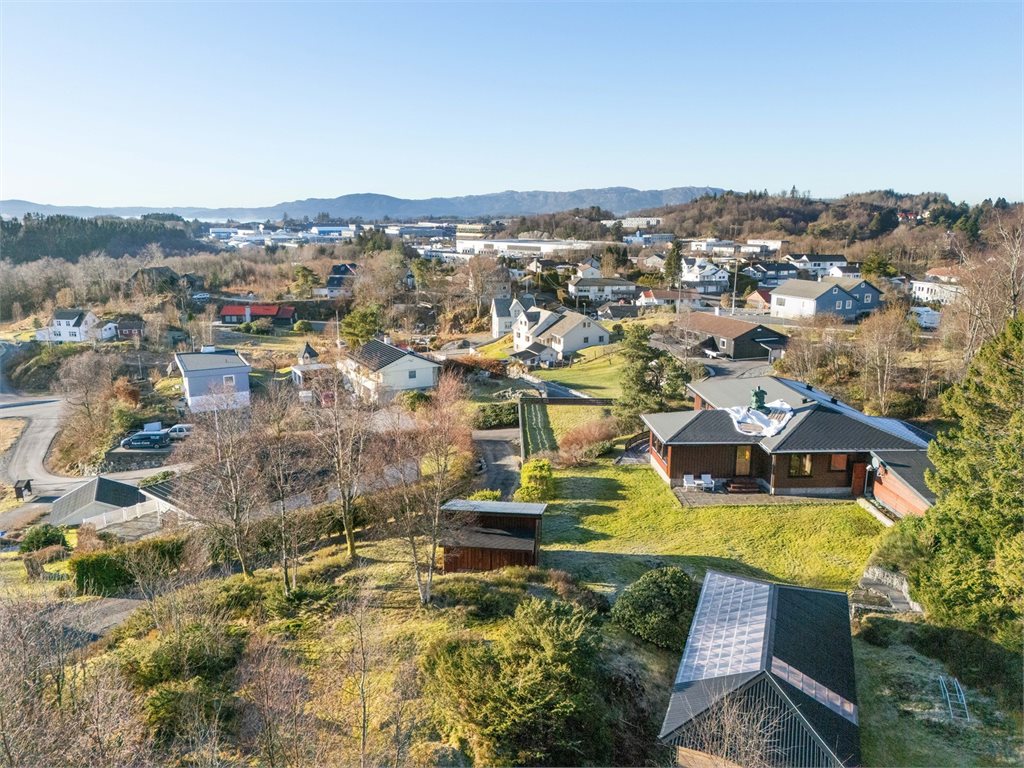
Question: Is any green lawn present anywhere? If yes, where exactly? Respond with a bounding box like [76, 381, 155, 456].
[854, 635, 1020, 767]
[522, 400, 557, 456]
[534, 345, 627, 398]
[546, 404, 614, 443]
[474, 335, 513, 360]
[542, 461, 885, 594]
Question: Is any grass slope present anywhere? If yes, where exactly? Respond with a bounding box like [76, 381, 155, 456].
[522, 400, 556, 456]
[474, 335, 513, 360]
[546, 404, 614, 443]
[534, 345, 626, 398]
[542, 461, 884, 593]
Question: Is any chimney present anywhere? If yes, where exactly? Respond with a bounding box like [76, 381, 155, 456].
[805, 383, 813, 391]
[750, 386, 769, 413]
[244, 305, 251, 322]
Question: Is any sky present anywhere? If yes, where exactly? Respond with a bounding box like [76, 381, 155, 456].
[1, 1, 1021, 207]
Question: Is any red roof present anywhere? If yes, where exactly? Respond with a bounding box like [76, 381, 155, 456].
[220, 304, 296, 319]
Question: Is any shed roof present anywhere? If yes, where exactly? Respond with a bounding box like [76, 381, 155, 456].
[682, 312, 788, 342]
[440, 527, 537, 552]
[442, 499, 547, 517]
[871, 449, 936, 504]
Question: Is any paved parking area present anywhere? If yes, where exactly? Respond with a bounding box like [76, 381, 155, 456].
[674, 488, 850, 507]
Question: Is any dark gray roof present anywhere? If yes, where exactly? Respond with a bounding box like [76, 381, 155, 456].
[300, 342, 319, 360]
[568, 277, 636, 288]
[771, 279, 853, 300]
[660, 571, 859, 766]
[326, 275, 345, 288]
[643, 410, 756, 445]
[440, 527, 536, 552]
[871, 449, 936, 504]
[762, 406, 923, 453]
[492, 297, 513, 317]
[175, 349, 250, 373]
[443, 499, 546, 517]
[50, 477, 144, 521]
[350, 339, 439, 372]
[53, 308, 86, 325]
[597, 303, 641, 319]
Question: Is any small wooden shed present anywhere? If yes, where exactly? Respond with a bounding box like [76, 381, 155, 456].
[440, 499, 546, 572]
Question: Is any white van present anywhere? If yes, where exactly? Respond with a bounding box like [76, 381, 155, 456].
[909, 307, 940, 330]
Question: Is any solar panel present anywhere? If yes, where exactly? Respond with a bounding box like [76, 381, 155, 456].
[677, 572, 770, 683]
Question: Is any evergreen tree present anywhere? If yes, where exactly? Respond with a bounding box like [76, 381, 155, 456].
[915, 318, 1024, 650]
[663, 241, 683, 287]
[616, 325, 667, 424]
[339, 304, 383, 347]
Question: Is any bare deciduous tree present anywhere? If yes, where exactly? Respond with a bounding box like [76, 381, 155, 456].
[858, 304, 913, 415]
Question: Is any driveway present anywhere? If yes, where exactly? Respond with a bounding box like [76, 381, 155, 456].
[472, 428, 521, 499]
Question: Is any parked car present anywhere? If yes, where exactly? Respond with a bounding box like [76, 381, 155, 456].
[162, 424, 193, 440]
[120, 432, 170, 450]
[192, 292, 211, 303]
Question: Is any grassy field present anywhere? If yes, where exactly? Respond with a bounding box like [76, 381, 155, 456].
[546, 404, 614, 443]
[534, 345, 627, 398]
[522, 400, 557, 456]
[854, 634, 1020, 766]
[542, 460, 885, 594]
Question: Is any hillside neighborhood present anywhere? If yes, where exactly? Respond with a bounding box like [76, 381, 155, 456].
[0, 176, 1020, 768]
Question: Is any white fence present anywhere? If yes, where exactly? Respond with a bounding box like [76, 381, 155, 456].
[82, 499, 164, 531]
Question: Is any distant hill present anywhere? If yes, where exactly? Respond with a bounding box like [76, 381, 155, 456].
[0, 186, 724, 221]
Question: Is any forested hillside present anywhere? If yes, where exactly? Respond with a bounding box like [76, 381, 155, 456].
[0, 214, 205, 263]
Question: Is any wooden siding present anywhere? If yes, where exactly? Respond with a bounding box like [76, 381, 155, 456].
[771, 452, 870, 492]
[873, 471, 930, 517]
[443, 547, 535, 572]
[670, 445, 751, 479]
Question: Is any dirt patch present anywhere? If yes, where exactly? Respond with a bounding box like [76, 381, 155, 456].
[0, 418, 26, 456]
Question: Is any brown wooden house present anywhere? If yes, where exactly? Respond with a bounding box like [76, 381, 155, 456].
[643, 376, 932, 502]
[440, 499, 545, 572]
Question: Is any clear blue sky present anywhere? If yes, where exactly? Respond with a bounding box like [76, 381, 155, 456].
[1, 1, 1021, 207]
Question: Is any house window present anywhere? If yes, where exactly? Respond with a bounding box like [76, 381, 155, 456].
[864, 294, 872, 303]
[835, 300, 843, 310]
[830, 454, 849, 472]
[832, 287, 838, 294]
[598, 335, 604, 342]
[408, 370, 417, 379]
[223, 374, 235, 388]
[583, 336, 589, 344]
[845, 300, 852, 309]
[720, 337, 727, 349]
[788, 454, 813, 477]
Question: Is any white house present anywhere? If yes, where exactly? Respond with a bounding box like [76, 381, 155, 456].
[35, 309, 116, 343]
[828, 263, 862, 279]
[784, 253, 847, 278]
[690, 238, 736, 253]
[175, 348, 253, 412]
[566, 276, 636, 302]
[340, 339, 441, 404]
[575, 262, 602, 279]
[512, 308, 608, 361]
[679, 259, 731, 292]
[911, 280, 963, 305]
[490, 295, 536, 339]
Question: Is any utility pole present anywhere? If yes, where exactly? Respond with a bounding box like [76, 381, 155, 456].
[731, 256, 739, 315]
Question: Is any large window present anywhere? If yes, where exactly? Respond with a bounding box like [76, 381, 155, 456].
[788, 453, 813, 477]
[830, 454, 849, 472]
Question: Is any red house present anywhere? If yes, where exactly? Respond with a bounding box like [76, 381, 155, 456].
[220, 304, 297, 327]
[642, 376, 934, 510]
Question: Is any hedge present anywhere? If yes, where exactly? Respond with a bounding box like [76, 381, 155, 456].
[68, 537, 187, 596]
[472, 401, 519, 430]
[611, 567, 698, 649]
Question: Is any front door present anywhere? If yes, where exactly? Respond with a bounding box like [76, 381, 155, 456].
[735, 446, 752, 476]
[851, 462, 868, 496]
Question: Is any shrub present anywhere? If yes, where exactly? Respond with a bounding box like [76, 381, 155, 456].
[293, 319, 313, 333]
[265, 581, 343, 619]
[18, 523, 68, 553]
[121, 621, 247, 689]
[559, 417, 619, 464]
[472, 401, 519, 429]
[68, 536, 186, 596]
[869, 517, 927, 574]
[400, 389, 431, 411]
[433, 575, 526, 620]
[517, 458, 555, 501]
[467, 489, 502, 501]
[144, 677, 223, 744]
[611, 567, 698, 649]
[140, 469, 176, 488]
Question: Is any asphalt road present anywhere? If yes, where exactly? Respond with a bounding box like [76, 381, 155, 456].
[472, 428, 521, 499]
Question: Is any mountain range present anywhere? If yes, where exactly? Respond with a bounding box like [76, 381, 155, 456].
[0, 186, 724, 221]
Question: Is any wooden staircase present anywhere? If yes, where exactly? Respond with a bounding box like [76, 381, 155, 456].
[725, 477, 763, 494]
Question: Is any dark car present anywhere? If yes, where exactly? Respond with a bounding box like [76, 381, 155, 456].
[120, 432, 170, 450]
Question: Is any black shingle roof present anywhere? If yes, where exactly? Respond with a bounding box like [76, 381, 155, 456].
[763, 406, 923, 453]
[350, 339, 438, 372]
[53, 308, 86, 325]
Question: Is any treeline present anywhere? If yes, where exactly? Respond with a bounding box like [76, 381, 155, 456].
[0, 214, 206, 263]
[498, 206, 615, 240]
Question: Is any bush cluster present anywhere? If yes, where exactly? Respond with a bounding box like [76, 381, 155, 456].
[559, 417, 619, 465]
[514, 459, 555, 502]
[472, 401, 519, 429]
[18, 523, 68, 553]
[611, 567, 698, 649]
[68, 536, 186, 596]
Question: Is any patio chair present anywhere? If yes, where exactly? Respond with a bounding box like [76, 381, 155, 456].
[682, 474, 699, 491]
[701, 474, 715, 492]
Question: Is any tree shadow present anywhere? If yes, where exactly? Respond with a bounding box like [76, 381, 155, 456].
[554, 475, 625, 502]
